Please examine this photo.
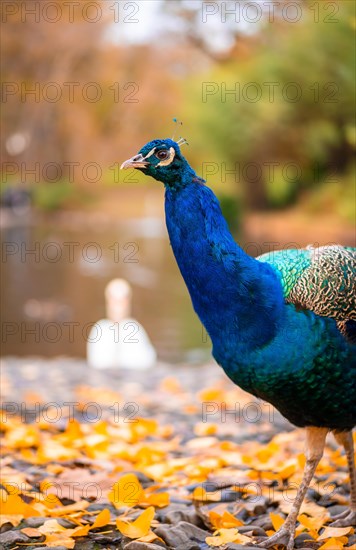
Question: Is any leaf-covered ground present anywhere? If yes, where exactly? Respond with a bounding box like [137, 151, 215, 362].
[0, 358, 355, 550]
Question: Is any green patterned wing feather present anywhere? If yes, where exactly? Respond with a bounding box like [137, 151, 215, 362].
[258, 248, 312, 299]
[258, 245, 356, 325]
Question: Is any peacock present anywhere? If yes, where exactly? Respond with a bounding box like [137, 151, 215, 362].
[121, 138, 356, 549]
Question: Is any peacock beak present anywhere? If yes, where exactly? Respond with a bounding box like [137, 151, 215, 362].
[120, 154, 149, 170]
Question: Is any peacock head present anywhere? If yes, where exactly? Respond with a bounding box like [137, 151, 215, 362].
[120, 138, 198, 188]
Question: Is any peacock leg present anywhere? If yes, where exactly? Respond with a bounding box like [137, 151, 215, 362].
[257, 427, 328, 550]
[330, 430, 356, 527]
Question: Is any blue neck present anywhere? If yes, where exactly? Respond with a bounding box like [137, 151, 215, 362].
[164, 182, 285, 351]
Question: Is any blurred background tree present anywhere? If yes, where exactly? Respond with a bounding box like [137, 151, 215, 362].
[183, 0, 355, 215]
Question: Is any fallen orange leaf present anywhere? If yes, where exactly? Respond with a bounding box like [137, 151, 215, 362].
[0, 494, 40, 518]
[198, 388, 225, 402]
[206, 527, 252, 546]
[270, 512, 285, 531]
[91, 508, 111, 529]
[194, 423, 218, 436]
[108, 473, 143, 509]
[318, 526, 352, 541]
[0, 514, 23, 527]
[209, 510, 243, 529]
[319, 538, 345, 549]
[116, 506, 155, 538]
[35, 489, 63, 510]
[4, 424, 40, 449]
[20, 527, 43, 537]
[38, 519, 78, 548]
[44, 532, 75, 549]
[48, 500, 90, 516]
[142, 491, 170, 508]
[137, 530, 161, 543]
[71, 524, 90, 538]
[192, 487, 221, 502]
[297, 512, 327, 535]
[159, 377, 182, 393]
[38, 519, 67, 534]
[63, 419, 83, 440]
[278, 463, 296, 480]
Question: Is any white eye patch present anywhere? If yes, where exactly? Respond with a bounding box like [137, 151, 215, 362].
[156, 147, 175, 167]
[144, 147, 156, 159]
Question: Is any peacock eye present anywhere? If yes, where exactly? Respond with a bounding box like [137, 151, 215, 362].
[156, 150, 170, 161]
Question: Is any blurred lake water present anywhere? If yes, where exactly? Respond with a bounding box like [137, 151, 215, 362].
[1, 208, 214, 363]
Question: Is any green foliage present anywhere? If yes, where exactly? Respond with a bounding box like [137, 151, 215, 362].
[32, 181, 89, 211]
[183, 1, 355, 214]
[306, 164, 356, 224]
[265, 166, 297, 208]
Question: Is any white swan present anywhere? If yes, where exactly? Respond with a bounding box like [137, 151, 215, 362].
[87, 279, 157, 370]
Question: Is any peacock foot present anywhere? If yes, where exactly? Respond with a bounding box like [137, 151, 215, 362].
[329, 509, 356, 527]
[255, 524, 296, 550]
